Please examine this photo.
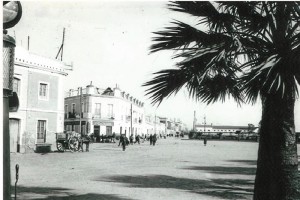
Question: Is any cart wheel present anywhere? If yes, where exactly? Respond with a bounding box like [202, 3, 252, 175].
[69, 137, 79, 152]
[56, 142, 65, 152]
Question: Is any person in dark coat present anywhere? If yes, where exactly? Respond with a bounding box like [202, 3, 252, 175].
[149, 134, 153, 145]
[152, 134, 157, 146]
[135, 135, 140, 144]
[118, 134, 126, 151]
[130, 134, 134, 145]
[125, 136, 129, 146]
[111, 132, 116, 143]
[204, 137, 207, 146]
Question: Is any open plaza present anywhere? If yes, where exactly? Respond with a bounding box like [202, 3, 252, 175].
[10, 138, 300, 200]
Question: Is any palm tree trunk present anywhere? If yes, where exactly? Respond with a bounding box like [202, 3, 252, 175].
[254, 92, 299, 200]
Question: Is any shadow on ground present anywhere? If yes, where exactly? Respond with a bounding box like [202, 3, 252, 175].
[97, 160, 258, 199]
[227, 160, 257, 166]
[11, 186, 132, 200]
[99, 174, 253, 199]
[183, 166, 256, 175]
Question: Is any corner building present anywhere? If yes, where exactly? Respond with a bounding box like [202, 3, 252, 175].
[64, 84, 145, 138]
[9, 47, 69, 153]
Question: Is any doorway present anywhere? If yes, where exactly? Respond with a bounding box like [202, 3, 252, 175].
[106, 126, 112, 136]
[94, 125, 100, 142]
[9, 118, 20, 153]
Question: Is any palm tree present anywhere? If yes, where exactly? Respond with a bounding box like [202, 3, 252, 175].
[143, 2, 300, 199]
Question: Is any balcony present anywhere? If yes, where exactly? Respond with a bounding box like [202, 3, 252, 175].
[83, 112, 92, 118]
[93, 114, 101, 119]
[68, 112, 76, 119]
[106, 114, 115, 120]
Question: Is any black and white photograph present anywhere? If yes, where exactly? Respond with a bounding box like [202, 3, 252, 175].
[2, 1, 300, 199]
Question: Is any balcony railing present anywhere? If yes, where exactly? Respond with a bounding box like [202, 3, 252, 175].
[68, 112, 76, 119]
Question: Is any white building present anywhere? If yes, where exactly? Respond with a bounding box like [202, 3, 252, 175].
[195, 124, 258, 138]
[64, 84, 145, 139]
[9, 47, 70, 153]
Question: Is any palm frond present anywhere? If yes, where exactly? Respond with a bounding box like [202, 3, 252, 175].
[190, 74, 243, 105]
[168, 1, 219, 17]
[169, 1, 236, 32]
[150, 20, 232, 53]
[144, 1, 300, 106]
[143, 69, 188, 105]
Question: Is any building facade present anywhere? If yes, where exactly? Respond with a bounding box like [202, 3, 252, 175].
[159, 117, 188, 136]
[64, 84, 145, 139]
[195, 124, 258, 138]
[9, 47, 69, 153]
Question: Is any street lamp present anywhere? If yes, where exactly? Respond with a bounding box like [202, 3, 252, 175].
[3, 1, 22, 200]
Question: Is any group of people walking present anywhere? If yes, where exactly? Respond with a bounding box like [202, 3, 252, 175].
[118, 133, 158, 151]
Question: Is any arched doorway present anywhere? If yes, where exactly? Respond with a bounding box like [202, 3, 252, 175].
[9, 118, 20, 153]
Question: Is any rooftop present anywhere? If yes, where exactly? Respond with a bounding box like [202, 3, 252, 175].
[14, 46, 70, 76]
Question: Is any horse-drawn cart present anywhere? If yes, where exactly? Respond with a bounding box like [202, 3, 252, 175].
[55, 131, 80, 152]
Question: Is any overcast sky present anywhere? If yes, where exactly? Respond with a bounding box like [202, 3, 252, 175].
[9, 1, 300, 130]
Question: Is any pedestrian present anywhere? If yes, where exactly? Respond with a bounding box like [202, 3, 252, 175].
[118, 134, 126, 151]
[125, 135, 129, 146]
[204, 137, 207, 146]
[111, 132, 116, 143]
[152, 134, 157, 146]
[83, 134, 91, 152]
[130, 134, 134, 145]
[149, 134, 153, 145]
[135, 135, 140, 144]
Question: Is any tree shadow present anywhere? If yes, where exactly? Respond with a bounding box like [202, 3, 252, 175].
[226, 160, 257, 166]
[12, 185, 133, 200]
[99, 174, 254, 199]
[183, 166, 256, 175]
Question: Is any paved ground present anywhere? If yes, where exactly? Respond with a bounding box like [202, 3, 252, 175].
[10, 138, 300, 200]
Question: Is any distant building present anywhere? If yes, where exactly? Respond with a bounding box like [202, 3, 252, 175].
[64, 84, 145, 139]
[159, 117, 188, 136]
[9, 47, 70, 153]
[195, 124, 258, 138]
[144, 114, 165, 136]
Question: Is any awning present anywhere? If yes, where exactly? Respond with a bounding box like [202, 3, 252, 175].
[64, 121, 86, 125]
[93, 121, 114, 126]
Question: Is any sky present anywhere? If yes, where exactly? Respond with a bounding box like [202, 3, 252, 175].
[8, 1, 300, 130]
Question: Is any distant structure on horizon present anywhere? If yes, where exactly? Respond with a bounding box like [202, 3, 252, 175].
[195, 123, 259, 139]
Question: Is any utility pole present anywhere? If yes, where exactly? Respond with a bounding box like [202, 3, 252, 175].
[203, 115, 206, 133]
[154, 114, 156, 134]
[130, 103, 133, 136]
[193, 111, 196, 131]
[55, 28, 65, 61]
[79, 87, 82, 136]
[27, 35, 30, 50]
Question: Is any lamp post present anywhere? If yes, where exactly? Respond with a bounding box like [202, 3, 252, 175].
[3, 1, 22, 199]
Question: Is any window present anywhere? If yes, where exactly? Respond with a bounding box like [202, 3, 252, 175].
[95, 103, 101, 115]
[13, 78, 20, 94]
[39, 83, 48, 100]
[64, 105, 68, 118]
[86, 101, 90, 113]
[107, 104, 113, 118]
[37, 120, 46, 142]
[72, 103, 76, 114]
